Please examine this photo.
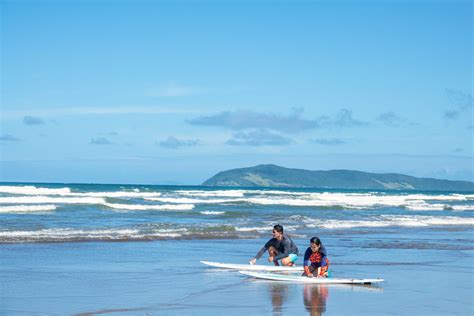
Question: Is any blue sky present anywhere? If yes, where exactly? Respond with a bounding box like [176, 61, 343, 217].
[1, 0, 473, 184]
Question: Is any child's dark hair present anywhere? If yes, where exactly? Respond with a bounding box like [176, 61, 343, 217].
[310, 237, 322, 246]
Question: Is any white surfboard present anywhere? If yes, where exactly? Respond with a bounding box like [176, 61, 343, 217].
[239, 270, 384, 284]
[200, 260, 304, 272]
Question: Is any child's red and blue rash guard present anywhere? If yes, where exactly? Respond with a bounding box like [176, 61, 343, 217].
[303, 245, 329, 276]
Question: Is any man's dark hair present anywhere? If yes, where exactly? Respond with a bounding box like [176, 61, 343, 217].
[273, 224, 284, 233]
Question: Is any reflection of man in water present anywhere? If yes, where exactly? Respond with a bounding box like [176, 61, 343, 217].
[268, 283, 289, 316]
[303, 285, 328, 316]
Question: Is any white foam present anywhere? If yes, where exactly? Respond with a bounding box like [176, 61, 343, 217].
[0, 185, 71, 195]
[235, 226, 272, 232]
[148, 193, 473, 210]
[2, 186, 472, 212]
[152, 233, 183, 238]
[200, 211, 226, 215]
[0, 227, 187, 241]
[103, 203, 194, 211]
[314, 220, 393, 229]
[404, 194, 473, 201]
[301, 215, 474, 229]
[381, 215, 474, 227]
[176, 190, 246, 197]
[153, 228, 189, 233]
[0, 204, 57, 213]
[0, 196, 106, 205]
[238, 192, 474, 210]
[246, 197, 331, 207]
[0, 185, 163, 198]
[2, 186, 473, 216]
[146, 197, 243, 204]
[235, 224, 298, 232]
[71, 191, 162, 198]
[405, 202, 449, 211]
[452, 205, 474, 211]
[0, 228, 138, 238]
[257, 190, 310, 196]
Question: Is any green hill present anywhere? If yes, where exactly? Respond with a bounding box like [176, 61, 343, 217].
[202, 164, 474, 191]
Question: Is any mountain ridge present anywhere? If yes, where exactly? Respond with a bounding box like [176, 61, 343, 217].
[202, 164, 474, 191]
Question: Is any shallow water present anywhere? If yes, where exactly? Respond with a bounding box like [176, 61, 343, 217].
[1, 233, 472, 315]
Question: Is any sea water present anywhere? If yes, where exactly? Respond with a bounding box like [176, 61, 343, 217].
[0, 183, 473, 315]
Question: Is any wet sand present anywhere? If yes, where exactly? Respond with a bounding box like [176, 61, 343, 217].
[1, 232, 473, 315]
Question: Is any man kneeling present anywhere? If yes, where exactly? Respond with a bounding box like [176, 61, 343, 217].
[249, 224, 299, 266]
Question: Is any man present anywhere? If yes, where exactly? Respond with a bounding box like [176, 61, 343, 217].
[249, 224, 299, 266]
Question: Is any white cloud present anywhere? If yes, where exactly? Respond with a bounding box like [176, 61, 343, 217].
[23, 116, 45, 125]
[189, 108, 369, 133]
[90, 137, 113, 145]
[226, 129, 293, 146]
[0, 134, 21, 142]
[158, 136, 200, 149]
[444, 89, 473, 120]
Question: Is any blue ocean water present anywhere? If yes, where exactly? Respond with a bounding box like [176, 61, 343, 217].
[0, 182, 472, 243]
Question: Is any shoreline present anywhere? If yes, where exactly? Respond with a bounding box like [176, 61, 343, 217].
[1, 235, 472, 315]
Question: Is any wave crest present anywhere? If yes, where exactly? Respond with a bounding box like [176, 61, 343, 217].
[0, 205, 57, 213]
[103, 203, 194, 211]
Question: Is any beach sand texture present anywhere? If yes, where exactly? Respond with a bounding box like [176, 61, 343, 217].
[1, 235, 472, 315]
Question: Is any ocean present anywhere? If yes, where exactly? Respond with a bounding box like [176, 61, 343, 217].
[1, 183, 473, 315]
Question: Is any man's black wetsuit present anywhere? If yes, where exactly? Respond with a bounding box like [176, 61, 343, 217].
[253, 234, 299, 261]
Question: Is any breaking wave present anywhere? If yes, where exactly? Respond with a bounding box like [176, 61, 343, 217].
[0, 205, 57, 213]
[200, 211, 226, 215]
[290, 214, 474, 229]
[1, 184, 472, 243]
[0, 225, 240, 243]
[175, 190, 246, 197]
[1, 215, 472, 243]
[0, 185, 162, 198]
[146, 197, 243, 204]
[103, 203, 194, 211]
[0, 185, 71, 195]
[2, 185, 473, 211]
[0, 196, 106, 205]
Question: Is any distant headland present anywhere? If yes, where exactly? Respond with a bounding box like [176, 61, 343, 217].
[202, 164, 474, 191]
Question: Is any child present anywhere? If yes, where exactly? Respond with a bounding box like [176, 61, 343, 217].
[303, 237, 329, 278]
